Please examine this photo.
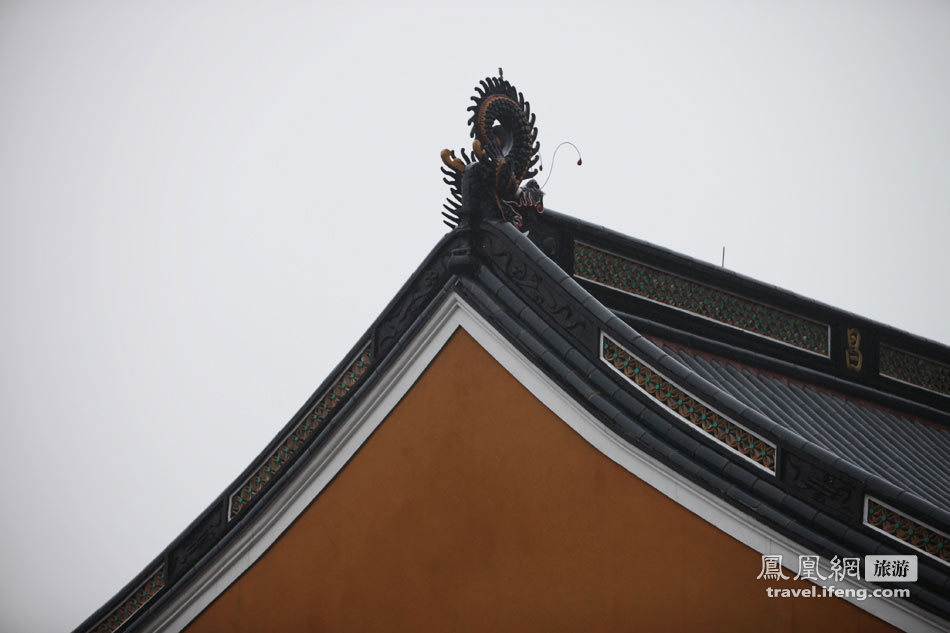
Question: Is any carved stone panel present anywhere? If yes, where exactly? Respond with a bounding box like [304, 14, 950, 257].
[781, 451, 863, 521]
[374, 259, 451, 358]
[482, 230, 596, 352]
[167, 506, 226, 584]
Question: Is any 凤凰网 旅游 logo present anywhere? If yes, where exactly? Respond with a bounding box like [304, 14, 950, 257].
[864, 555, 918, 582]
[756, 553, 917, 583]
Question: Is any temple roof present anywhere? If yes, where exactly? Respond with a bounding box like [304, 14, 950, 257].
[543, 209, 950, 418]
[73, 209, 950, 633]
[530, 207, 950, 509]
[658, 340, 950, 513]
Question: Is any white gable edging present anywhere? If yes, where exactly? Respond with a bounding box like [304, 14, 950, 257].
[139, 292, 943, 633]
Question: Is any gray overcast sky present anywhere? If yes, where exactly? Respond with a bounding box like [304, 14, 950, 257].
[2, 1, 948, 631]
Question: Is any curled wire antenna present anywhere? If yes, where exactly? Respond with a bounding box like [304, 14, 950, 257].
[539, 141, 582, 190]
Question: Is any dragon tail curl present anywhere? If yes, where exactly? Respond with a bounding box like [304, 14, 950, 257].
[439, 72, 543, 231]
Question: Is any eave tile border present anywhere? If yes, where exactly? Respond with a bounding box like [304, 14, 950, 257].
[229, 344, 374, 520]
[865, 496, 950, 567]
[575, 243, 830, 357]
[88, 566, 165, 633]
[601, 333, 776, 473]
[878, 345, 950, 397]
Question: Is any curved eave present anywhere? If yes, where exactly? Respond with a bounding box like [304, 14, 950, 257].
[75, 218, 950, 633]
[464, 221, 950, 615]
[72, 229, 468, 633]
[532, 208, 950, 416]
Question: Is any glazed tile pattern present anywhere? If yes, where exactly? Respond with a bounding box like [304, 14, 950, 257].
[866, 498, 950, 566]
[575, 243, 828, 355]
[602, 335, 776, 472]
[89, 567, 165, 633]
[229, 346, 373, 519]
[879, 345, 950, 396]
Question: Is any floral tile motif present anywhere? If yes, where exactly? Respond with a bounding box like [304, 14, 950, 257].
[602, 335, 776, 472]
[866, 497, 950, 565]
[575, 243, 828, 356]
[229, 346, 373, 519]
[89, 567, 165, 633]
[879, 345, 950, 397]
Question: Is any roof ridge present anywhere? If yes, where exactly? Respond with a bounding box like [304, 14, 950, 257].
[532, 208, 950, 414]
[542, 208, 950, 352]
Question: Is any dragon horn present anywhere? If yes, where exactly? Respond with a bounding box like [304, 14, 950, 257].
[440, 148, 465, 173]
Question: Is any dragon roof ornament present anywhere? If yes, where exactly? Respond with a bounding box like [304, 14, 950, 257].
[441, 71, 543, 231]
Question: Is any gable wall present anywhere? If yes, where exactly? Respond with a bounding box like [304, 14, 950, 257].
[185, 328, 896, 632]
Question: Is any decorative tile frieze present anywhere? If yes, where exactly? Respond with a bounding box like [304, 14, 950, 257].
[602, 334, 776, 473]
[89, 567, 165, 633]
[865, 497, 950, 566]
[879, 345, 950, 397]
[575, 243, 829, 356]
[229, 345, 374, 519]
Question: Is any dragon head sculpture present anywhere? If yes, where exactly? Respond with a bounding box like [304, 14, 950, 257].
[441, 72, 542, 231]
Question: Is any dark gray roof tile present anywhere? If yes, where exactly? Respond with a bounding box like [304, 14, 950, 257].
[794, 388, 945, 500]
[754, 503, 796, 531]
[919, 587, 950, 617]
[514, 324, 551, 361]
[565, 348, 598, 381]
[751, 479, 788, 508]
[667, 450, 705, 481]
[587, 392, 623, 422]
[692, 443, 732, 475]
[638, 406, 677, 441]
[611, 388, 648, 420]
[918, 562, 950, 589]
[637, 430, 679, 462]
[780, 492, 820, 524]
[493, 283, 522, 312]
[658, 342, 950, 513]
[534, 254, 571, 284]
[722, 461, 761, 490]
[604, 315, 642, 343]
[581, 293, 618, 326]
[474, 266, 505, 293]
[563, 369, 597, 400]
[489, 310, 522, 342]
[842, 527, 886, 556]
[810, 511, 852, 541]
[866, 475, 913, 506]
[586, 365, 623, 398]
[557, 274, 597, 307]
[657, 353, 692, 383]
[829, 457, 873, 485]
[724, 485, 767, 515]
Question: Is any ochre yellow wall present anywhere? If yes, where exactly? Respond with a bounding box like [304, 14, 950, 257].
[186, 328, 896, 632]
